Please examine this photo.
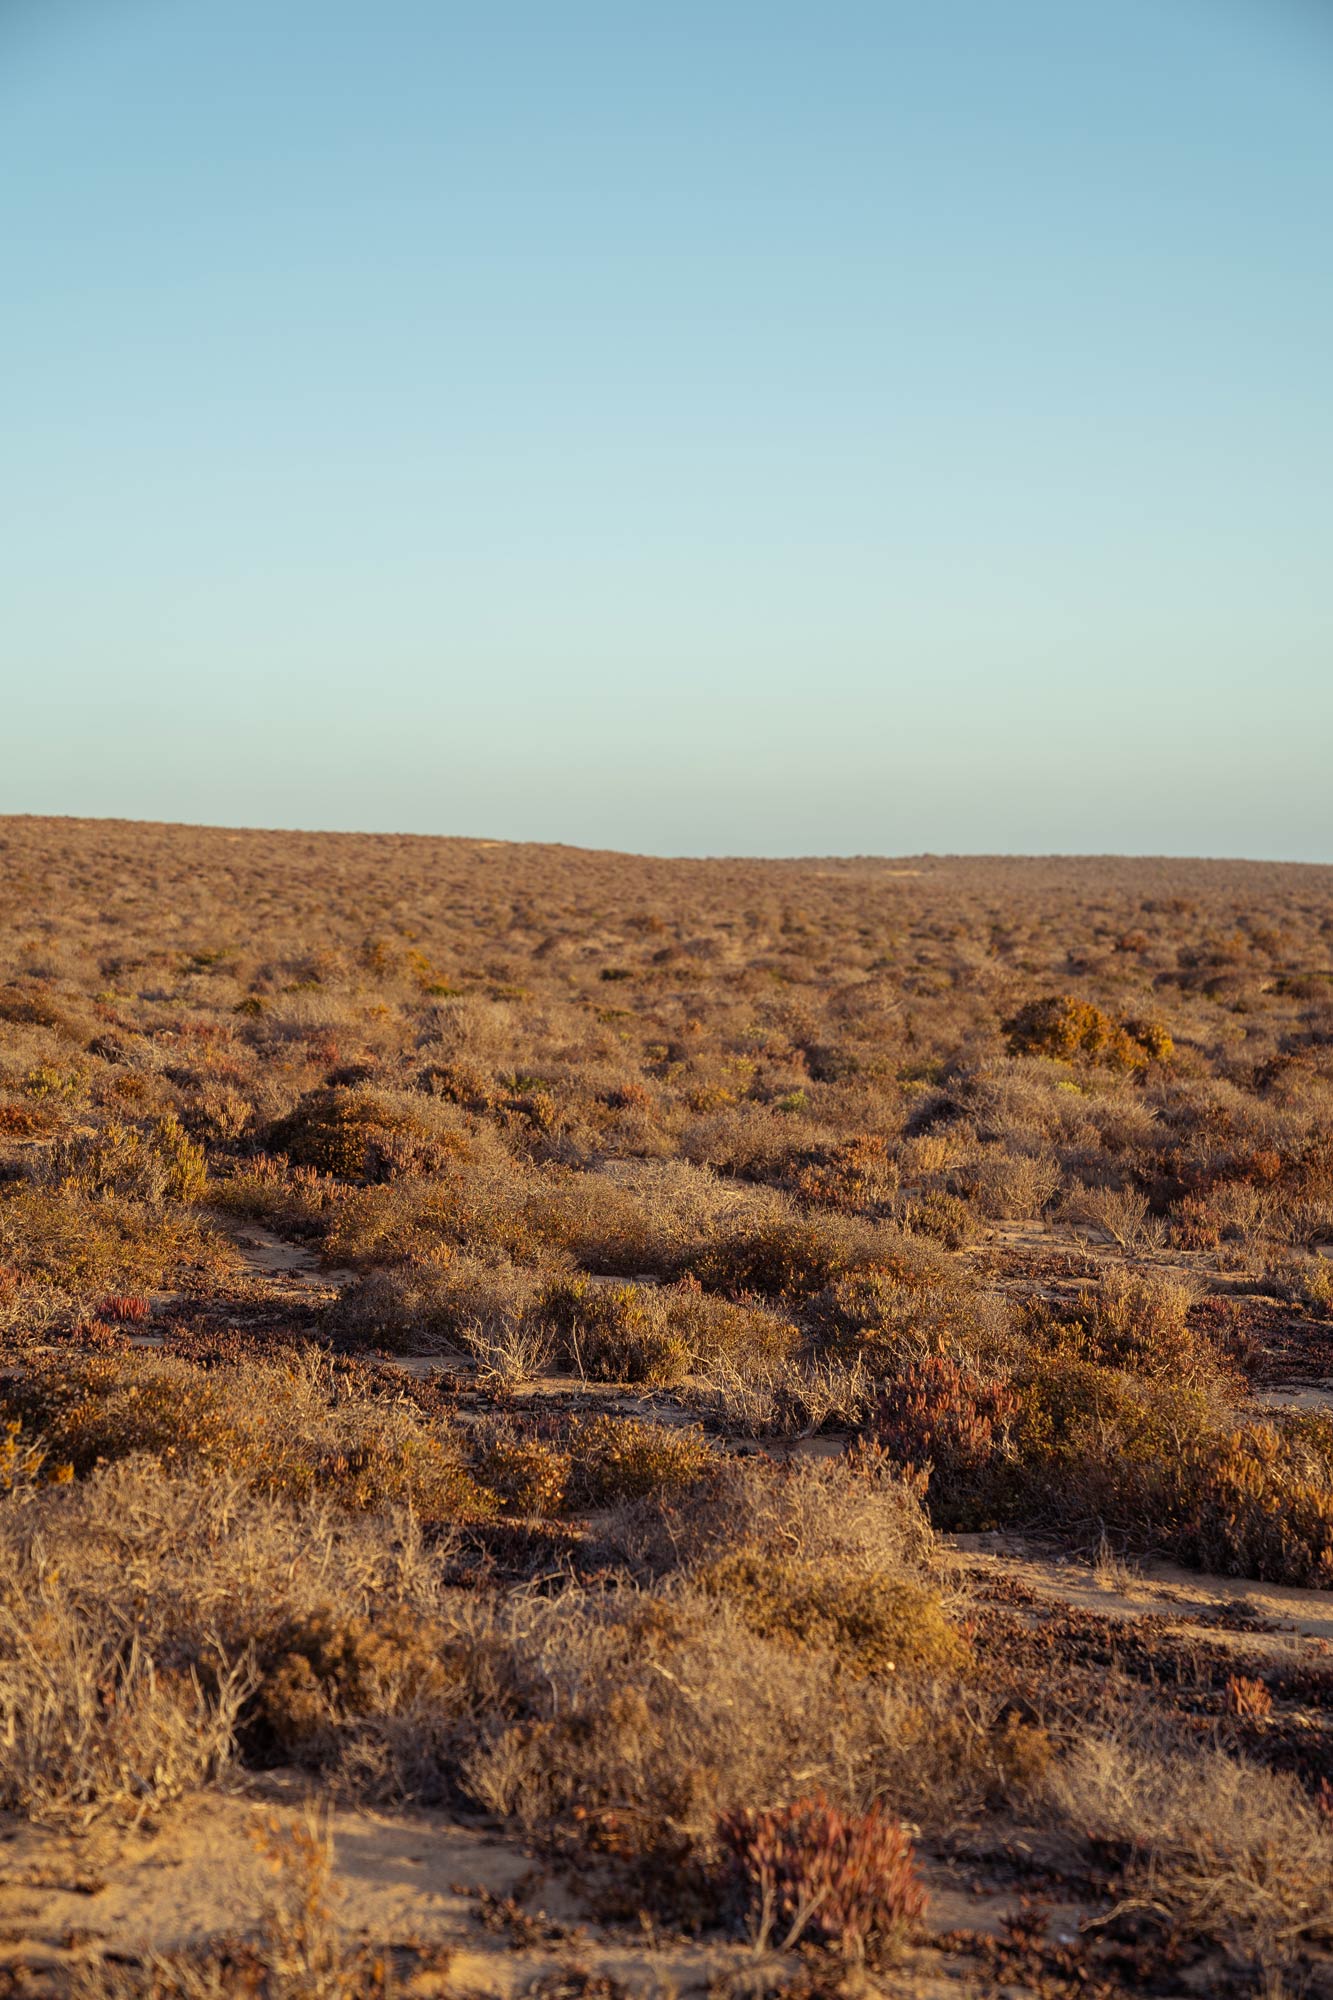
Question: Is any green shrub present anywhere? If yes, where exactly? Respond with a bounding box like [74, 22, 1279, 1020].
[541, 1277, 690, 1386]
[38, 1113, 207, 1204]
[698, 1550, 965, 1678]
[691, 1212, 890, 1302]
[564, 1415, 716, 1508]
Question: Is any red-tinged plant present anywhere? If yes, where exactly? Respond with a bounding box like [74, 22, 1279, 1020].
[871, 1357, 1018, 1482]
[1225, 1675, 1273, 1722]
[794, 1135, 897, 1214]
[98, 1294, 151, 1323]
[716, 1792, 925, 1960]
[72, 1318, 132, 1353]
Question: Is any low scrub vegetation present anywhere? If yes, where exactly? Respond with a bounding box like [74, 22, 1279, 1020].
[2, 820, 1333, 1986]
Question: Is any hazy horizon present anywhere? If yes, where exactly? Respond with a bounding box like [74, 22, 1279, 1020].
[7, 808, 1333, 874]
[3, 2, 1331, 861]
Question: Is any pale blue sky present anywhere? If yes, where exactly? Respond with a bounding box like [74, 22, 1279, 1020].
[3, 1, 1330, 857]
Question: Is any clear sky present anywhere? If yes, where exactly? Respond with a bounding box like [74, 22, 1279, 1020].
[3, 0, 1330, 859]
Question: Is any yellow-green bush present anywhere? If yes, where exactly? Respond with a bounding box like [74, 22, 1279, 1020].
[39, 1112, 207, 1204]
[268, 1087, 470, 1185]
[541, 1277, 691, 1386]
[698, 1550, 966, 1678]
[564, 1414, 716, 1508]
[1003, 995, 1172, 1070]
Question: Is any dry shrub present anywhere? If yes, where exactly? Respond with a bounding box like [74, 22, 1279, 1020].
[897, 1188, 973, 1246]
[1264, 1250, 1333, 1313]
[0, 1186, 232, 1291]
[717, 1793, 925, 1957]
[269, 1086, 471, 1184]
[950, 1149, 1060, 1220]
[253, 1606, 503, 1798]
[792, 1135, 899, 1213]
[475, 1428, 572, 1515]
[1047, 1727, 1333, 1949]
[0, 1098, 57, 1137]
[0, 1457, 480, 1813]
[1064, 1182, 1156, 1249]
[330, 1255, 539, 1354]
[0, 982, 82, 1033]
[662, 1278, 799, 1377]
[249, 1806, 349, 2000]
[1, 1352, 494, 1522]
[1013, 1361, 1332, 1572]
[870, 1357, 1021, 1529]
[1225, 1675, 1273, 1722]
[1035, 1267, 1229, 1392]
[0, 1418, 56, 1494]
[323, 1162, 555, 1270]
[460, 1584, 1037, 1866]
[590, 1449, 935, 1585]
[541, 1277, 690, 1385]
[692, 1208, 894, 1302]
[189, 1079, 255, 1143]
[681, 1104, 819, 1180]
[0, 1566, 250, 1825]
[1080, 1267, 1197, 1373]
[0, 1455, 454, 1672]
[258, 1607, 455, 1757]
[463, 1314, 557, 1389]
[1155, 1417, 1333, 1586]
[892, 1350, 1333, 1583]
[810, 1248, 1013, 1377]
[543, 1156, 758, 1278]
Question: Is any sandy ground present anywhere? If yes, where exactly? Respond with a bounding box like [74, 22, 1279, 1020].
[949, 1533, 1333, 1647]
[0, 1774, 1091, 1998]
